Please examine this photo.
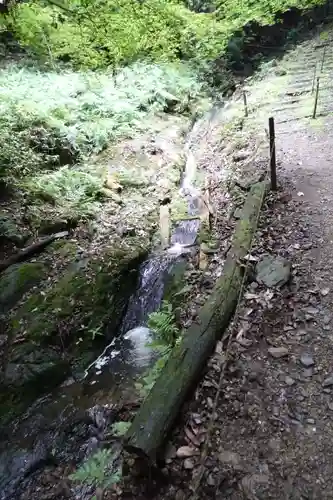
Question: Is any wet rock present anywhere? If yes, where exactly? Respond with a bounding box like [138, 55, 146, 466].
[256, 254, 291, 288]
[300, 354, 315, 368]
[200, 242, 218, 255]
[268, 346, 289, 358]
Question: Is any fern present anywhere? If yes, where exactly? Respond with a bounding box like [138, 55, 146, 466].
[147, 300, 180, 347]
[70, 449, 121, 491]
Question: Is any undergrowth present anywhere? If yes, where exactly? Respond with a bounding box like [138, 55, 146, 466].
[0, 62, 202, 197]
[136, 300, 181, 397]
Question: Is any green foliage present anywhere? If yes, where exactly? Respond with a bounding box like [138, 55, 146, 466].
[3, 0, 328, 73]
[25, 165, 104, 215]
[136, 300, 181, 397]
[110, 421, 131, 437]
[4, 0, 227, 68]
[70, 449, 121, 494]
[136, 350, 170, 396]
[0, 61, 201, 185]
[147, 300, 180, 347]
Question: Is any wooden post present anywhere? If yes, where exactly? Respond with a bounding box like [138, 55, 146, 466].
[321, 46, 326, 72]
[312, 77, 320, 119]
[243, 90, 248, 117]
[268, 117, 277, 191]
[311, 63, 317, 94]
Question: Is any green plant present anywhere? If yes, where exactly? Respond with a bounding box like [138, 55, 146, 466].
[70, 449, 122, 498]
[25, 165, 104, 214]
[136, 301, 181, 397]
[110, 421, 131, 437]
[147, 300, 180, 347]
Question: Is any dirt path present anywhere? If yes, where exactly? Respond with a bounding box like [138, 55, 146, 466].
[152, 30, 333, 500]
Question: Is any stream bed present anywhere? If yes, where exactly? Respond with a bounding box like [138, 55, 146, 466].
[0, 108, 216, 499]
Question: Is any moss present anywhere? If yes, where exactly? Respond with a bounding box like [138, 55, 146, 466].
[0, 215, 30, 246]
[11, 246, 148, 345]
[0, 262, 47, 315]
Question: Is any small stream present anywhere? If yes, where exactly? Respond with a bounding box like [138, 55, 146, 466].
[0, 107, 225, 499]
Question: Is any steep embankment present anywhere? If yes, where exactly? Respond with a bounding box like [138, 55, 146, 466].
[153, 24, 333, 500]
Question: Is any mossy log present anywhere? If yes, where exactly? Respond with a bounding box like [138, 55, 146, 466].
[125, 181, 268, 461]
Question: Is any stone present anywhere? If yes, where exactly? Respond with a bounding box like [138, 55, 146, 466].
[256, 254, 291, 288]
[200, 242, 218, 255]
[300, 354, 315, 368]
[183, 458, 195, 470]
[0, 262, 47, 315]
[285, 376, 295, 386]
[268, 346, 289, 358]
[323, 376, 333, 388]
[218, 450, 241, 466]
[303, 368, 313, 378]
[0, 215, 30, 246]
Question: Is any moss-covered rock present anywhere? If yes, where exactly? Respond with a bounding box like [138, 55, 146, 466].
[0, 245, 148, 425]
[0, 262, 47, 315]
[0, 215, 30, 246]
[11, 246, 148, 344]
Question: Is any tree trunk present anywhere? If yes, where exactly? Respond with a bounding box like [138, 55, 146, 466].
[125, 181, 267, 461]
[0, 231, 68, 273]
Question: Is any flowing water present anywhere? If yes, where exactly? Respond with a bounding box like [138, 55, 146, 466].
[0, 108, 217, 499]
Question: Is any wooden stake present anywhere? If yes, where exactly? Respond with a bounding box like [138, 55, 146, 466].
[159, 204, 170, 249]
[243, 90, 248, 117]
[311, 63, 317, 94]
[312, 77, 320, 119]
[321, 46, 326, 72]
[268, 117, 277, 191]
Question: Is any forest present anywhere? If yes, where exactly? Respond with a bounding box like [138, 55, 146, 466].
[0, 0, 331, 498]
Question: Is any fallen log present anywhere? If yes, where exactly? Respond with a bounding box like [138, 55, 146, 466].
[0, 231, 69, 273]
[125, 181, 268, 461]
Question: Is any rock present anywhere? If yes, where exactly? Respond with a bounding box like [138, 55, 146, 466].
[268, 347, 289, 358]
[0, 215, 30, 246]
[233, 207, 243, 220]
[321, 287, 330, 296]
[38, 217, 77, 235]
[207, 473, 215, 486]
[176, 446, 198, 458]
[218, 450, 241, 466]
[323, 376, 333, 388]
[200, 242, 218, 255]
[232, 151, 250, 162]
[285, 376, 295, 386]
[327, 401, 333, 411]
[303, 368, 313, 378]
[300, 354, 315, 368]
[256, 254, 291, 288]
[0, 262, 47, 315]
[183, 458, 195, 470]
[275, 68, 287, 76]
